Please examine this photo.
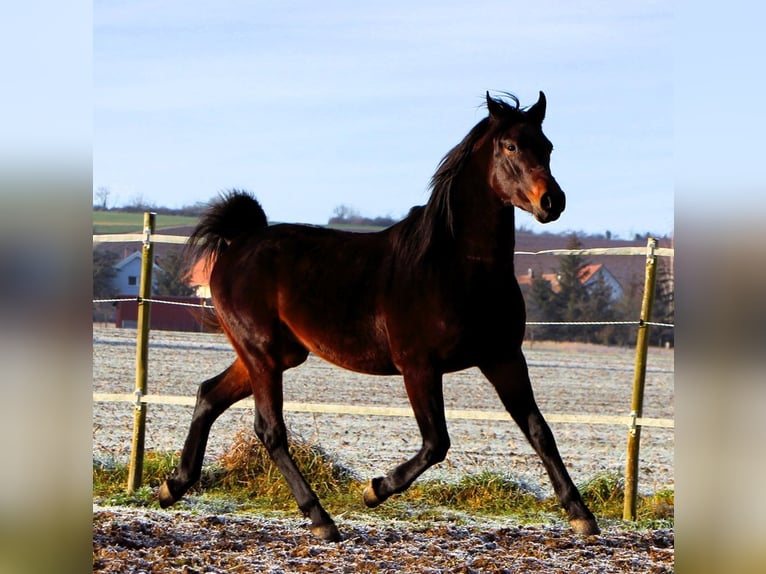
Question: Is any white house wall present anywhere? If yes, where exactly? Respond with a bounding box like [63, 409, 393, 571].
[113, 253, 162, 296]
[588, 268, 624, 301]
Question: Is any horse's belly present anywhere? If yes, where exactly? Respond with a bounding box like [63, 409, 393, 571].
[282, 312, 398, 376]
[311, 344, 399, 376]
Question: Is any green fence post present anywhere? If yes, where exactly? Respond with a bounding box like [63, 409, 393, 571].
[127, 212, 156, 493]
[623, 237, 658, 520]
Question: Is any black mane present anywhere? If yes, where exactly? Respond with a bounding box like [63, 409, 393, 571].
[392, 94, 524, 267]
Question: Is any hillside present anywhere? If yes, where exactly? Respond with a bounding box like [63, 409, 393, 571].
[92, 210, 200, 235]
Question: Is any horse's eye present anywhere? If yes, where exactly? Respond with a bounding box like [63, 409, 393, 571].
[505, 143, 517, 152]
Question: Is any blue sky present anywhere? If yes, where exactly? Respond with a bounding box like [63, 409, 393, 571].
[94, 1, 672, 239]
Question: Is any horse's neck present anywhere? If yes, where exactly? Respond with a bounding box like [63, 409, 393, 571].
[451, 177, 516, 268]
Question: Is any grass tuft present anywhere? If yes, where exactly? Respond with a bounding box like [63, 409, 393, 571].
[208, 430, 361, 509]
[93, 452, 180, 494]
[406, 471, 541, 515]
[93, 451, 181, 505]
[93, 434, 673, 528]
[578, 471, 626, 518]
[577, 471, 674, 525]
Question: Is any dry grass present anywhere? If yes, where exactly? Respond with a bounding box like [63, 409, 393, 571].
[93, 431, 673, 528]
[211, 430, 361, 508]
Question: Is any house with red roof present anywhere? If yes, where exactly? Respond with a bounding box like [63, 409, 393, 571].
[517, 263, 623, 301]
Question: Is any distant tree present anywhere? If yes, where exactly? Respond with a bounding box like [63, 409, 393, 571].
[522, 232, 674, 347]
[554, 235, 590, 341]
[328, 205, 399, 227]
[525, 234, 630, 344]
[652, 259, 675, 347]
[580, 273, 617, 344]
[526, 274, 558, 341]
[155, 250, 195, 297]
[605, 256, 674, 348]
[94, 186, 111, 210]
[93, 248, 120, 323]
[610, 275, 643, 346]
[329, 205, 361, 224]
[93, 248, 119, 298]
[175, 202, 208, 217]
[370, 215, 398, 227]
[121, 192, 157, 213]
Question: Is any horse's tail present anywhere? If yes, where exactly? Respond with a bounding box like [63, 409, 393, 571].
[184, 190, 267, 333]
[185, 189, 268, 269]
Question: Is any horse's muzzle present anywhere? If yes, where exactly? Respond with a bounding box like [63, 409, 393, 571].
[535, 190, 565, 223]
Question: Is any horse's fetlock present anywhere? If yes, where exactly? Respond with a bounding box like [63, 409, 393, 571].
[298, 497, 320, 517]
[363, 477, 386, 508]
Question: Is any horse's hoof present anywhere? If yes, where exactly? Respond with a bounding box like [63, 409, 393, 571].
[158, 482, 177, 509]
[310, 523, 341, 543]
[362, 480, 382, 508]
[570, 517, 600, 536]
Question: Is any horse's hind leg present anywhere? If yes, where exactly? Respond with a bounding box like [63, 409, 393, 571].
[480, 351, 600, 535]
[159, 359, 252, 508]
[246, 359, 341, 542]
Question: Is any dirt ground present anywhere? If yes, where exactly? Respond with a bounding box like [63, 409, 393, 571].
[93, 506, 674, 573]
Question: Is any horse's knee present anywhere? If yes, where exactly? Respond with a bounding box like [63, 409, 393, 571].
[424, 436, 450, 465]
[196, 370, 227, 403]
[194, 364, 252, 422]
[191, 377, 226, 421]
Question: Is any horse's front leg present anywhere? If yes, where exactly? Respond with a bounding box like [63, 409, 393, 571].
[159, 359, 252, 508]
[363, 366, 450, 507]
[480, 350, 600, 535]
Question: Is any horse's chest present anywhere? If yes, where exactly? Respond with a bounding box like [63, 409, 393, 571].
[420, 278, 523, 347]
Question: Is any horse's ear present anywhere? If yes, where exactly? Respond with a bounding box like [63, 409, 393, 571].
[527, 91, 547, 125]
[486, 91, 502, 119]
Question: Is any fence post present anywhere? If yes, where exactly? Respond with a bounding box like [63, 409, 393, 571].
[127, 212, 156, 493]
[623, 237, 658, 520]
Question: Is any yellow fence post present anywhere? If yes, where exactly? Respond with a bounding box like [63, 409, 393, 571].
[127, 212, 156, 493]
[623, 237, 658, 520]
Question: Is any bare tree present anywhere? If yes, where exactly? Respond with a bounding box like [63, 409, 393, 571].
[95, 186, 111, 210]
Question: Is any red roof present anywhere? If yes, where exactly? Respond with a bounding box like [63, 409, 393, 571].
[517, 264, 606, 293]
[577, 264, 604, 284]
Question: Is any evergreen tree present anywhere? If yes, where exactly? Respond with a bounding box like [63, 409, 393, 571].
[581, 273, 616, 344]
[652, 259, 674, 347]
[554, 234, 589, 341]
[524, 233, 670, 347]
[93, 248, 120, 323]
[93, 249, 119, 298]
[526, 275, 558, 341]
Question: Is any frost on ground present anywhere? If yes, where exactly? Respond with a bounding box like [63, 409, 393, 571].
[93, 326, 674, 571]
[93, 506, 674, 573]
[93, 327, 674, 497]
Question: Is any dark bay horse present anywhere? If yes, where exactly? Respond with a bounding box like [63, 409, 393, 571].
[159, 92, 600, 541]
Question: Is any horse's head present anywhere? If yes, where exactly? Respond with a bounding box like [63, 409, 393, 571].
[484, 91, 565, 223]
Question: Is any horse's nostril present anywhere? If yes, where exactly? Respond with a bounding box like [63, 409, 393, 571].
[540, 191, 564, 214]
